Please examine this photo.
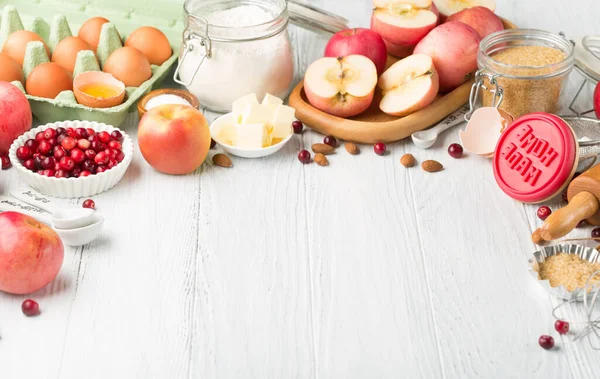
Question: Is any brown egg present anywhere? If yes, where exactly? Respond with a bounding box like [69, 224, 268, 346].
[26, 62, 73, 99]
[125, 26, 172, 66]
[51, 36, 95, 73]
[103, 47, 152, 87]
[0, 53, 24, 84]
[78, 17, 120, 51]
[2, 30, 50, 66]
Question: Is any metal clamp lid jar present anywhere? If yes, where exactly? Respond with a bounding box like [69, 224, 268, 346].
[466, 29, 575, 120]
[174, 0, 348, 112]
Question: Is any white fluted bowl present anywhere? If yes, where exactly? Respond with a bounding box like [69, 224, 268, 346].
[9, 120, 133, 198]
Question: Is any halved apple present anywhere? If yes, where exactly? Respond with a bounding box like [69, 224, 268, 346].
[433, 0, 495, 20]
[378, 54, 439, 117]
[371, 0, 439, 49]
[304, 55, 377, 118]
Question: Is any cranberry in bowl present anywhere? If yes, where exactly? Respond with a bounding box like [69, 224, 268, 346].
[9, 121, 133, 198]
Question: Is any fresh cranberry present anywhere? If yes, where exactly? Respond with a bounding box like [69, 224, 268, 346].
[77, 138, 91, 150]
[36, 169, 45, 175]
[537, 206, 552, 221]
[33, 155, 43, 169]
[74, 127, 88, 139]
[96, 166, 108, 173]
[91, 141, 105, 152]
[71, 168, 81, 178]
[94, 151, 109, 165]
[66, 127, 75, 137]
[110, 130, 123, 142]
[107, 140, 121, 150]
[56, 134, 66, 144]
[38, 140, 53, 155]
[70, 148, 85, 163]
[104, 149, 117, 160]
[81, 160, 96, 172]
[82, 199, 95, 209]
[292, 121, 303, 134]
[79, 170, 92, 177]
[97, 131, 111, 143]
[577, 220, 587, 228]
[210, 139, 216, 149]
[41, 169, 55, 177]
[538, 335, 554, 350]
[41, 156, 55, 170]
[592, 228, 600, 240]
[56, 127, 66, 135]
[53, 146, 67, 160]
[555, 320, 570, 334]
[324, 135, 337, 147]
[61, 136, 76, 151]
[87, 134, 97, 142]
[16, 146, 32, 161]
[46, 137, 57, 147]
[59, 157, 75, 171]
[115, 150, 125, 163]
[43, 128, 57, 140]
[84, 149, 96, 160]
[21, 299, 39, 316]
[55, 170, 69, 178]
[1, 155, 11, 169]
[107, 159, 117, 169]
[297, 149, 311, 164]
[24, 139, 38, 151]
[23, 159, 36, 171]
[374, 142, 386, 156]
[448, 143, 464, 158]
[53, 162, 61, 171]
[35, 131, 45, 141]
[86, 128, 96, 136]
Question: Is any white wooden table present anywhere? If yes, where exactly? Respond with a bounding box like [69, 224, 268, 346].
[1, 1, 599, 378]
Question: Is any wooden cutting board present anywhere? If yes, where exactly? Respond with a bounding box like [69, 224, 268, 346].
[289, 18, 517, 144]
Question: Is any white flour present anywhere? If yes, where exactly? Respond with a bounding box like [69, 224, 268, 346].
[179, 4, 294, 112]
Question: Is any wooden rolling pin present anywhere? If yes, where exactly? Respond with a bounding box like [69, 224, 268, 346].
[538, 164, 600, 241]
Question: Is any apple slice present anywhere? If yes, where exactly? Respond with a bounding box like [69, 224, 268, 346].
[378, 54, 439, 117]
[433, 0, 495, 20]
[304, 55, 377, 118]
[371, 0, 439, 49]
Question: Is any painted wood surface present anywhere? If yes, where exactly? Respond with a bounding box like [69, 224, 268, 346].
[1, 1, 599, 378]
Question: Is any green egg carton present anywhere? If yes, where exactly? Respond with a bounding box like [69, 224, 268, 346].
[0, 1, 185, 126]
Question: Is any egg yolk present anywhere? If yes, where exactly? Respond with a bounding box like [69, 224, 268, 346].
[79, 83, 122, 98]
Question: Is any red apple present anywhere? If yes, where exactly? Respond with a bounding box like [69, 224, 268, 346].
[324, 28, 388, 75]
[138, 104, 211, 175]
[446, 6, 503, 39]
[414, 21, 481, 92]
[304, 55, 378, 118]
[0, 212, 64, 295]
[594, 81, 600, 119]
[0, 82, 32, 155]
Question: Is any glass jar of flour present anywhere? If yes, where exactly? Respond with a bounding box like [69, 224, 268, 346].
[175, 0, 348, 112]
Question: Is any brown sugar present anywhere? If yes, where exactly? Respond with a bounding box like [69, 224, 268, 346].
[536, 253, 600, 292]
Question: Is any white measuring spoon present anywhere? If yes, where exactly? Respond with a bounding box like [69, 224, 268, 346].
[9, 188, 96, 230]
[411, 105, 470, 149]
[0, 196, 104, 247]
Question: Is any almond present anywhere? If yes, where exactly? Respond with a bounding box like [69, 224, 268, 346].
[400, 154, 416, 167]
[312, 143, 335, 155]
[314, 153, 328, 166]
[421, 160, 443, 173]
[345, 142, 359, 155]
[212, 153, 232, 168]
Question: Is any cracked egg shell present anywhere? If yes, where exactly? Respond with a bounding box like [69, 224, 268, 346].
[74, 71, 125, 108]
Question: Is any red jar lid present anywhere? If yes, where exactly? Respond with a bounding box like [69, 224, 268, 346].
[493, 112, 577, 203]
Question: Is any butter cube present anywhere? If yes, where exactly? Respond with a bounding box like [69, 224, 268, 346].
[234, 123, 273, 149]
[271, 105, 296, 139]
[232, 93, 258, 123]
[262, 93, 283, 106]
[218, 123, 236, 146]
[241, 102, 277, 125]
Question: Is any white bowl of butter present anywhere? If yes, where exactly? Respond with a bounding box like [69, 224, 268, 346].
[210, 93, 295, 159]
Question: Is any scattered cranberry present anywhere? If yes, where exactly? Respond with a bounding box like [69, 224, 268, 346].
[82, 199, 95, 209]
[537, 206, 552, 221]
[538, 335, 554, 350]
[1, 155, 11, 169]
[97, 131, 111, 143]
[298, 149, 311, 164]
[23, 159, 36, 171]
[110, 130, 123, 142]
[21, 299, 39, 316]
[448, 143, 464, 158]
[324, 135, 337, 147]
[61, 136, 76, 150]
[592, 228, 600, 240]
[555, 320, 570, 334]
[374, 142, 386, 156]
[41, 156, 55, 170]
[577, 220, 587, 228]
[43, 128, 57, 140]
[292, 121, 303, 134]
[210, 138, 216, 149]
[16, 146, 32, 161]
[59, 157, 75, 171]
[38, 140, 53, 155]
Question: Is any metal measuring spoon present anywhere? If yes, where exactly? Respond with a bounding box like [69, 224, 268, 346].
[411, 105, 470, 149]
[10, 188, 96, 230]
[0, 196, 104, 247]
